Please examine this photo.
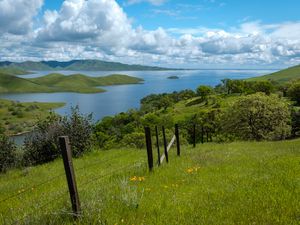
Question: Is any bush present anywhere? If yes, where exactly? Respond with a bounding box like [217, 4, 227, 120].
[23, 107, 93, 166]
[221, 93, 291, 141]
[287, 81, 300, 105]
[0, 134, 17, 172]
[61, 107, 93, 157]
[23, 113, 62, 165]
[122, 132, 145, 149]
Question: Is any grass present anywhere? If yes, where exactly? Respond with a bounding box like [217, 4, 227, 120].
[248, 64, 300, 83]
[166, 94, 239, 122]
[0, 139, 299, 224]
[0, 99, 65, 135]
[0, 72, 143, 94]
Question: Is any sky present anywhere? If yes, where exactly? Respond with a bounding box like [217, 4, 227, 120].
[0, 0, 300, 68]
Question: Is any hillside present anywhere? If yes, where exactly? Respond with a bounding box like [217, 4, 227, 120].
[30, 73, 144, 93]
[0, 59, 171, 71]
[0, 72, 53, 93]
[0, 140, 299, 224]
[0, 99, 65, 135]
[0, 72, 143, 93]
[248, 64, 300, 83]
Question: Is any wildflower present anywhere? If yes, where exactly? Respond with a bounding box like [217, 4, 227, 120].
[186, 168, 194, 173]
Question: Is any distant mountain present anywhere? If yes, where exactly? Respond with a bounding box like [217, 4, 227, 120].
[0, 59, 172, 71]
[248, 64, 300, 83]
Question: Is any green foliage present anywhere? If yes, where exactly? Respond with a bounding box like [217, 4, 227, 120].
[61, 106, 93, 157]
[221, 93, 291, 141]
[122, 132, 145, 149]
[287, 81, 300, 105]
[196, 85, 213, 101]
[218, 79, 275, 95]
[23, 107, 93, 166]
[0, 134, 17, 172]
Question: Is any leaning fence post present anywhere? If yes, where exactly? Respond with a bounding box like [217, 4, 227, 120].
[162, 126, 169, 163]
[59, 136, 81, 218]
[155, 126, 161, 166]
[144, 127, 154, 171]
[175, 124, 180, 156]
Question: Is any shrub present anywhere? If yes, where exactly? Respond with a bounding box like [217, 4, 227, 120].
[122, 132, 145, 149]
[287, 81, 300, 105]
[0, 134, 17, 172]
[23, 107, 93, 166]
[221, 93, 291, 141]
[61, 107, 93, 157]
[196, 85, 213, 102]
[23, 113, 62, 165]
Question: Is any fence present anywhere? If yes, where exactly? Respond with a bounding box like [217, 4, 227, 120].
[0, 141, 146, 224]
[0, 123, 199, 223]
[144, 124, 181, 172]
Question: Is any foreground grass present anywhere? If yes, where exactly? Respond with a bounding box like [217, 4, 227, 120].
[0, 140, 299, 224]
[0, 99, 65, 135]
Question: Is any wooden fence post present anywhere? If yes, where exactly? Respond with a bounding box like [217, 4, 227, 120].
[59, 136, 81, 218]
[162, 126, 169, 163]
[155, 126, 161, 166]
[144, 127, 154, 171]
[175, 124, 180, 156]
[193, 124, 196, 148]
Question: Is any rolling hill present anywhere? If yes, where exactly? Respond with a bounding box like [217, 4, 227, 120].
[0, 59, 171, 71]
[249, 64, 300, 83]
[0, 71, 143, 93]
[29, 73, 144, 93]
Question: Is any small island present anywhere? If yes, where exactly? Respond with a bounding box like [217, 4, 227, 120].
[167, 75, 179, 79]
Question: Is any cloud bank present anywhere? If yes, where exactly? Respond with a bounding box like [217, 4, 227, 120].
[0, 0, 300, 68]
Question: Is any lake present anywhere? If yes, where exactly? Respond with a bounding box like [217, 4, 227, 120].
[1, 69, 275, 121]
[2, 69, 275, 145]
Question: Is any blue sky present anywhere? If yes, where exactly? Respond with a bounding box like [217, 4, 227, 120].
[0, 0, 300, 68]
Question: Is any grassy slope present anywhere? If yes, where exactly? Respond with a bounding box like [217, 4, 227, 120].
[0, 72, 143, 94]
[30, 73, 143, 93]
[166, 94, 239, 122]
[248, 64, 300, 83]
[0, 99, 65, 135]
[0, 140, 299, 224]
[0, 72, 54, 93]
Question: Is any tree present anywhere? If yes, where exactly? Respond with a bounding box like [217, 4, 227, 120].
[196, 85, 213, 103]
[221, 93, 291, 141]
[287, 81, 300, 105]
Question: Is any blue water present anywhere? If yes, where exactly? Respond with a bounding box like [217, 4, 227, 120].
[1, 70, 275, 122]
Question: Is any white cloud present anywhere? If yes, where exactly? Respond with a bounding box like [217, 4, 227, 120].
[0, 0, 300, 68]
[125, 0, 167, 6]
[0, 0, 43, 35]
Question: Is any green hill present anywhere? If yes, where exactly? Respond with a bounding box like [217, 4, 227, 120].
[248, 64, 300, 83]
[30, 73, 144, 93]
[0, 139, 299, 224]
[1, 59, 172, 71]
[0, 72, 53, 93]
[0, 72, 143, 94]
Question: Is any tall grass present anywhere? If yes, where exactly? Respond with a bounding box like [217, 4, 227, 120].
[0, 139, 299, 224]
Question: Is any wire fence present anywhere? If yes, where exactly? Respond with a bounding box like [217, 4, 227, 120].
[0, 146, 147, 225]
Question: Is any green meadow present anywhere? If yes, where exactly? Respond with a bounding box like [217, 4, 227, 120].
[0, 99, 65, 135]
[0, 139, 299, 224]
[248, 64, 300, 83]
